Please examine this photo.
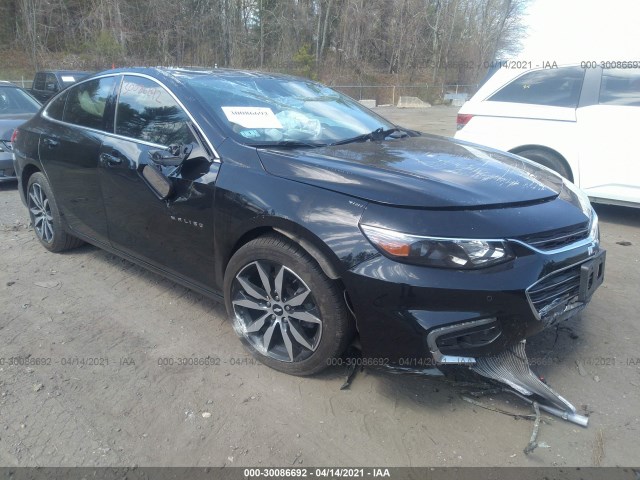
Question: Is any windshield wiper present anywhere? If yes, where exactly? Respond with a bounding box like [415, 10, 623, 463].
[252, 140, 328, 149]
[330, 127, 409, 146]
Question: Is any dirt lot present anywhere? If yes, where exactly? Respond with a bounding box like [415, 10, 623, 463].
[1, 106, 639, 467]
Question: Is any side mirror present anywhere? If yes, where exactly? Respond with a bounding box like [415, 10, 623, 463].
[141, 164, 173, 200]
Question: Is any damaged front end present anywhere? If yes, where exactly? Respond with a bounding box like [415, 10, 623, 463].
[343, 205, 605, 427]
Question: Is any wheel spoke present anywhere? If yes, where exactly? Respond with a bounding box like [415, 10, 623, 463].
[289, 310, 322, 325]
[280, 323, 294, 361]
[286, 289, 310, 307]
[44, 220, 53, 241]
[255, 261, 272, 296]
[245, 312, 269, 333]
[34, 184, 43, 205]
[33, 214, 44, 227]
[262, 322, 277, 351]
[237, 275, 267, 301]
[274, 265, 284, 299]
[29, 207, 41, 216]
[288, 321, 314, 351]
[232, 296, 268, 311]
[29, 192, 41, 209]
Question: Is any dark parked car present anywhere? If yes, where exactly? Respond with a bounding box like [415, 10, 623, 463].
[0, 81, 41, 181]
[29, 70, 92, 103]
[12, 68, 605, 379]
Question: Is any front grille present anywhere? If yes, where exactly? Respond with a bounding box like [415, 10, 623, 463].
[527, 263, 582, 320]
[517, 222, 590, 251]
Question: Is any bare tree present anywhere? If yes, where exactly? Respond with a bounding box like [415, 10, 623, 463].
[5, 0, 529, 85]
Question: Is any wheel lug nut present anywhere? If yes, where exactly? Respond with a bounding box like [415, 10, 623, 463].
[267, 302, 271, 307]
[285, 305, 290, 311]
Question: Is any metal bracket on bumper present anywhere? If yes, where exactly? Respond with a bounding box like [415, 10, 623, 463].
[471, 340, 589, 427]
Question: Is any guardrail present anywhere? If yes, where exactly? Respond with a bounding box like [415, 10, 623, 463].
[4, 78, 33, 89]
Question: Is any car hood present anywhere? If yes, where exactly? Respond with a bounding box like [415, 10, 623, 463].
[256, 135, 563, 209]
[0, 113, 33, 140]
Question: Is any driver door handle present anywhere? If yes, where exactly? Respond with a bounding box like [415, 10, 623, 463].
[100, 152, 122, 166]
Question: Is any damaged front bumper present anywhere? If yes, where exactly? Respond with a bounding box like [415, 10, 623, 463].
[343, 243, 605, 367]
[342, 235, 605, 425]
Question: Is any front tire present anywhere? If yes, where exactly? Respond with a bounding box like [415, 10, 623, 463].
[27, 172, 84, 252]
[224, 234, 354, 376]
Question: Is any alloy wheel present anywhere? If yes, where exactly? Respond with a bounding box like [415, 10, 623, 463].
[231, 260, 323, 363]
[28, 182, 54, 243]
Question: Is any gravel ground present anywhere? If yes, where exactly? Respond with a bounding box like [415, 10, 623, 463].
[0, 106, 639, 467]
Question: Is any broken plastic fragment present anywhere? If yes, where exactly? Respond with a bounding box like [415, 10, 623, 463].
[471, 340, 589, 427]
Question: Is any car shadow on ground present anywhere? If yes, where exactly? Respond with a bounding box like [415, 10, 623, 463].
[0, 180, 18, 192]
[594, 204, 640, 228]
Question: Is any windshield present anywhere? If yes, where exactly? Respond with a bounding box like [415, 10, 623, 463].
[0, 86, 40, 114]
[186, 76, 395, 146]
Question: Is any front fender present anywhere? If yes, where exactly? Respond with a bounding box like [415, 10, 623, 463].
[212, 161, 378, 291]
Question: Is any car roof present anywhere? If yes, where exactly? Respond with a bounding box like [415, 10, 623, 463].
[38, 70, 93, 75]
[91, 66, 305, 84]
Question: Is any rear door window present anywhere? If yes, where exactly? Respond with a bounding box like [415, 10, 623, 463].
[489, 67, 585, 108]
[599, 69, 640, 106]
[115, 76, 194, 146]
[62, 77, 116, 131]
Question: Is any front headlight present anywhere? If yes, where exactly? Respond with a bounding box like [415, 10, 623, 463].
[360, 224, 514, 269]
[561, 180, 599, 244]
[562, 179, 592, 218]
[589, 210, 599, 244]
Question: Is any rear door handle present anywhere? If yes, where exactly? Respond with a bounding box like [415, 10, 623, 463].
[100, 152, 122, 166]
[43, 137, 59, 148]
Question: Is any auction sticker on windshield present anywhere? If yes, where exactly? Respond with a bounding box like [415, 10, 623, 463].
[221, 107, 283, 129]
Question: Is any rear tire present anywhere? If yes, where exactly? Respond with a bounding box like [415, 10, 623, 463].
[26, 172, 84, 252]
[224, 234, 354, 376]
[515, 148, 572, 181]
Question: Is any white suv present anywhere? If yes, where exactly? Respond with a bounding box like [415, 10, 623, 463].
[455, 64, 640, 207]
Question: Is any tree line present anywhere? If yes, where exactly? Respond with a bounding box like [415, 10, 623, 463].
[0, 0, 528, 85]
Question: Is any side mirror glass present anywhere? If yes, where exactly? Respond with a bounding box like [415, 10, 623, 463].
[141, 164, 173, 199]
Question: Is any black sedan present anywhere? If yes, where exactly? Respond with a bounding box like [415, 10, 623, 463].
[12, 68, 605, 376]
[0, 81, 41, 181]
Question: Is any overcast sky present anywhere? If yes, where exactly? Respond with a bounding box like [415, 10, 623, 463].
[519, 0, 640, 62]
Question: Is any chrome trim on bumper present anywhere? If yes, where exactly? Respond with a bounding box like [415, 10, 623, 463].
[426, 317, 497, 365]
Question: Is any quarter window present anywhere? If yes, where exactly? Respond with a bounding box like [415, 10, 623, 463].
[115, 76, 194, 146]
[489, 67, 585, 108]
[62, 77, 116, 130]
[46, 91, 68, 120]
[599, 69, 640, 106]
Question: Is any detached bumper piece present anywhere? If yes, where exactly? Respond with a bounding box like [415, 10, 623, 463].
[471, 340, 589, 427]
